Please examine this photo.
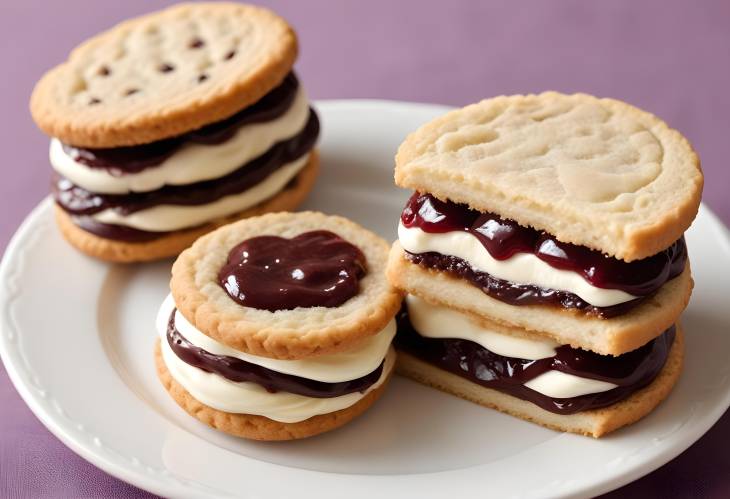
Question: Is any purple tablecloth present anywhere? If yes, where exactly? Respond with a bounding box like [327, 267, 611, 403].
[1, 1, 728, 497]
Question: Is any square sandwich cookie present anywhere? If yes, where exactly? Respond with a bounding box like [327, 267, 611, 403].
[31, 3, 320, 262]
[156, 212, 402, 440]
[386, 92, 702, 437]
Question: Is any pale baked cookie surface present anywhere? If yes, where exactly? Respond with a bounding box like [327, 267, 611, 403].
[31, 2, 297, 147]
[171, 211, 403, 360]
[395, 92, 703, 261]
[55, 151, 319, 262]
[396, 326, 684, 438]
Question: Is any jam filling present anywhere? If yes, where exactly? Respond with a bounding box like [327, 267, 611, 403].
[54, 110, 318, 217]
[62, 72, 301, 174]
[166, 311, 383, 398]
[407, 253, 632, 318]
[395, 308, 674, 415]
[219, 230, 367, 311]
[66, 174, 304, 242]
[401, 193, 686, 317]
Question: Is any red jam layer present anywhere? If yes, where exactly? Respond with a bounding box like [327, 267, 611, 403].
[401, 192, 686, 299]
[219, 230, 367, 311]
[62, 72, 300, 174]
[167, 311, 382, 398]
[395, 307, 674, 415]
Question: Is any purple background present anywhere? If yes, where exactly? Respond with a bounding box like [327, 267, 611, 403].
[1, 1, 729, 497]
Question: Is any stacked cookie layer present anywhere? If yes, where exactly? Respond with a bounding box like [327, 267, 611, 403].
[30, 3, 319, 262]
[157, 212, 402, 440]
[386, 92, 703, 437]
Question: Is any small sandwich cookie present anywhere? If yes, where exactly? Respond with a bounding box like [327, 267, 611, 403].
[156, 212, 402, 440]
[388, 92, 702, 355]
[31, 3, 320, 262]
[396, 295, 683, 438]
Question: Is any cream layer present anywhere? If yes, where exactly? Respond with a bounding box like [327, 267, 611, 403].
[50, 87, 310, 194]
[398, 223, 637, 308]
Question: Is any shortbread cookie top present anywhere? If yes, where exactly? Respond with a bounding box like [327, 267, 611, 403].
[171, 211, 402, 360]
[395, 92, 703, 261]
[30, 2, 297, 147]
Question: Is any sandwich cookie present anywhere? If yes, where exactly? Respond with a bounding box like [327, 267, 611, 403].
[157, 212, 402, 440]
[31, 3, 320, 262]
[388, 92, 701, 355]
[386, 92, 702, 436]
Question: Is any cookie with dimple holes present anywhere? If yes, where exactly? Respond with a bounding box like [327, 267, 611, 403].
[30, 2, 297, 147]
[171, 211, 403, 360]
[395, 92, 703, 262]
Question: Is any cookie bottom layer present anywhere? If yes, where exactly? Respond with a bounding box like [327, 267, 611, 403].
[396, 326, 684, 438]
[155, 340, 391, 441]
[54, 150, 319, 263]
[387, 242, 692, 356]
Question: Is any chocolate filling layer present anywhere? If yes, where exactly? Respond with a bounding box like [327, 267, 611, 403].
[54, 110, 319, 217]
[167, 310, 383, 398]
[406, 252, 635, 318]
[66, 172, 304, 242]
[62, 73, 301, 174]
[395, 308, 674, 415]
[402, 193, 686, 317]
[219, 230, 366, 311]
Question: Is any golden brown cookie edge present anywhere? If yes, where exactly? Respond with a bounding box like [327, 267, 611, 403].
[170, 209, 403, 361]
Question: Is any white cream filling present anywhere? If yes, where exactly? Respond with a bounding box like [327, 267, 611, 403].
[398, 223, 637, 308]
[522, 371, 618, 399]
[404, 294, 618, 398]
[156, 295, 394, 422]
[50, 86, 311, 194]
[160, 336, 395, 423]
[156, 294, 395, 383]
[92, 154, 309, 232]
[406, 295, 558, 360]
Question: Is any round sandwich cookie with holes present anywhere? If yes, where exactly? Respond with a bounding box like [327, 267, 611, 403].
[30, 2, 320, 262]
[386, 92, 702, 437]
[156, 211, 402, 440]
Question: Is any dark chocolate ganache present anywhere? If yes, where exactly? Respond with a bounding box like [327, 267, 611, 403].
[167, 310, 382, 398]
[54, 110, 319, 217]
[219, 230, 367, 311]
[401, 193, 686, 317]
[62, 72, 301, 174]
[395, 308, 674, 414]
[66, 172, 305, 243]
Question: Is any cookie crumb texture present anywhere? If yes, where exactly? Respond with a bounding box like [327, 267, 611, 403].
[395, 92, 703, 261]
[30, 2, 297, 147]
[171, 210, 403, 360]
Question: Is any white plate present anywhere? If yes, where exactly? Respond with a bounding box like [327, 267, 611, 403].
[2, 100, 730, 499]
